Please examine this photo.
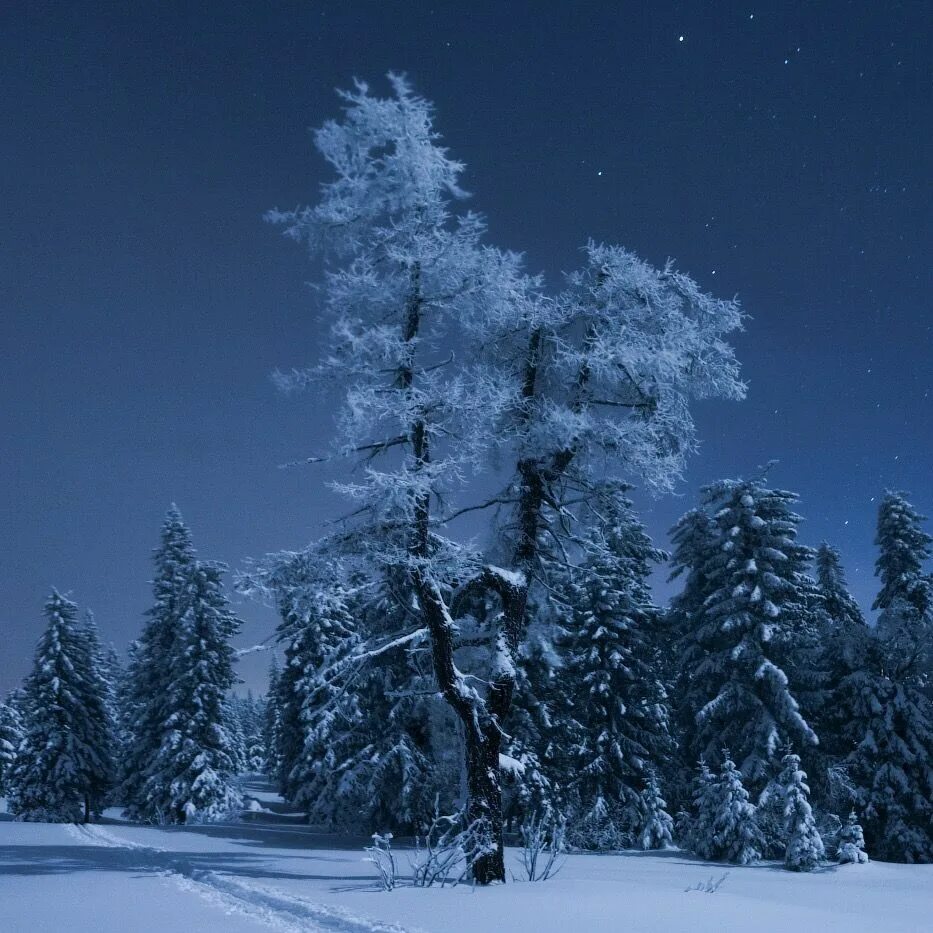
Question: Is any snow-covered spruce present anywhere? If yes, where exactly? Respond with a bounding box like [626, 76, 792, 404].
[778, 753, 824, 871]
[120, 506, 197, 820]
[251, 553, 455, 833]
[233, 692, 267, 774]
[840, 493, 933, 863]
[12, 591, 115, 822]
[674, 476, 818, 792]
[837, 810, 869, 864]
[143, 560, 242, 823]
[0, 697, 24, 799]
[637, 771, 675, 850]
[691, 754, 763, 865]
[551, 485, 674, 848]
[873, 491, 933, 619]
[812, 543, 869, 790]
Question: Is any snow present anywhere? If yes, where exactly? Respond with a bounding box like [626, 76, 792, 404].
[1, 786, 930, 932]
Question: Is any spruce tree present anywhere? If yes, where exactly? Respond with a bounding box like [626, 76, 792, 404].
[0, 699, 24, 800]
[779, 753, 824, 871]
[667, 507, 718, 786]
[263, 656, 282, 778]
[637, 771, 674, 850]
[816, 543, 865, 631]
[143, 561, 242, 822]
[75, 611, 117, 819]
[239, 693, 267, 773]
[843, 629, 933, 862]
[841, 494, 933, 862]
[692, 754, 763, 864]
[873, 491, 932, 618]
[837, 810, 869, 864]
[556, 486, 673, 847]
[687, 760, 718, 858]
[121, 506, 197, 819]
[13, 592, 113, 822]
[679, 477, 818, 792]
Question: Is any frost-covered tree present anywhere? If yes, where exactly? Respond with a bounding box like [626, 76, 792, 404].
[143, 561, 242, 823]
[121, 506, 197, 819]
[12, 592, 113, 822]
[676, 477, 818, 791]
[691, 754, 763, 864]
[554, 485, 673, 846]
[637, 770, 674, 850]
[779, 753, 824, 871]
[837, 810, 869, 864]
[0, 699, 23, 799]
[267, 75, 745, 882]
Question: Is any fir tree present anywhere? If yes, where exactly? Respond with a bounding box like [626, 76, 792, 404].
[814, 543, 868, 775]
[121, 506, 197, 819]
[837, 810, 869, 864]
[843, 628, 933, 862]
[262, 656, 282, 777]
[13, 592, 113, 822]
[637, 771, 674, 850]
[75, 611, 117, 818]
[693, 754, 763, 864]
[556, 486, 673, 847]
[686, 760, 718, 859]
[143, 561, 242, 823]
[816, 543, 865, 631]
[873, 492, 933, 618]
[666, 508, 718, 805]
[841, 494, 933, 863]
[238, 693, 267, 773]
[779, 753, 824, 871]
[679, 477, 818, 791]
[0, 699, 24, 799]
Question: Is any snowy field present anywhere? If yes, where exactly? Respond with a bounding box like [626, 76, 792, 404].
[1, 782, 929, 933]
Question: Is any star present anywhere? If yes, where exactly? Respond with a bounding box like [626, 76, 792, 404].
[679, 35, 685, 42]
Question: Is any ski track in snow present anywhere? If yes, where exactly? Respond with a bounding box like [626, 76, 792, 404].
[63, 823, 420, 933]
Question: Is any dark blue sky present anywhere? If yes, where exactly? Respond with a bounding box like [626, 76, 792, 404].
[2, 1, 930, 693]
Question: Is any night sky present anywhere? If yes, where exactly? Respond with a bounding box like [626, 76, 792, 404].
[2, 1, 930, 694]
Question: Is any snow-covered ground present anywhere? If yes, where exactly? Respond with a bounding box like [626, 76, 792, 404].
[1, 781, 929, 933]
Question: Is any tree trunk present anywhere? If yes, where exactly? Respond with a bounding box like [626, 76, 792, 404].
[83, 793, 91, 824]
[464, 726, 505, 884]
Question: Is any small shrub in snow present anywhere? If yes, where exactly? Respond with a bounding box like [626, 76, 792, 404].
[685, 873, 729, 894]
[519, 811, 567, 882]
[365, 833, 397, 891]
[410, 807, 489, 888]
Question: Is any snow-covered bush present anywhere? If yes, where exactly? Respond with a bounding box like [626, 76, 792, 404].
[836, 811, 869, 865]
